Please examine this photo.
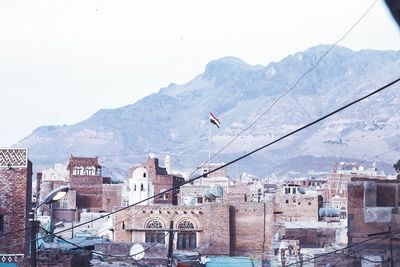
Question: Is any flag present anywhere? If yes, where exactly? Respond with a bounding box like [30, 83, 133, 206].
[209, 112, 220, 128]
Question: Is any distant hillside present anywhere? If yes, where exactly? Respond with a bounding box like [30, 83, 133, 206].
[16, 45, 400, 178]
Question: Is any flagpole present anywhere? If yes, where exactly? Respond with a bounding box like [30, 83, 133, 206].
[208, 113, 211, 178]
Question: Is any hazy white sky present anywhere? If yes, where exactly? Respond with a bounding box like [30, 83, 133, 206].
[0, 0, 399, 147]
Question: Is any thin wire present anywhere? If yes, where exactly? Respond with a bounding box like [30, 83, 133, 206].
[285, 231, 398, 266]
[1, 76, 399, 252]
[0, 226, 32, 237]
[73, 201, 154, 247]
[0, 0, 379, 244]
[40, 225, 159, 264]
[189, 0, 379, 180]
[331, 233, 396, 266]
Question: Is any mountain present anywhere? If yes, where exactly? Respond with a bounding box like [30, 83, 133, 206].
[16, 45, 400, 179]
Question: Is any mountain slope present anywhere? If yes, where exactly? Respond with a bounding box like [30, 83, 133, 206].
[17, 45, 400, 178]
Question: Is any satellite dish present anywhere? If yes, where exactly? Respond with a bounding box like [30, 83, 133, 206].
[130, 244, 145, 260]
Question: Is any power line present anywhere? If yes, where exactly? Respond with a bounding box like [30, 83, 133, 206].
[1, 76, 399, 252]
[286, 231, 398, 266]
[0, 226, 32, 237]
[330, 232, 397, 266]
[190, 0, 379, 180]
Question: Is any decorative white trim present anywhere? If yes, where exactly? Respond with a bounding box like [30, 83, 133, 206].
[0, 148, 28, 168]
[0, 254, 24, 263]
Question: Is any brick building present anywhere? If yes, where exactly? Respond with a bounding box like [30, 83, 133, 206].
[114, 203, 231, 256]
[275, 184, 319, 223]
[128, 156, 185, 205]
[347, 178, 400, 265]
[327, 162, 386, 201]
[38, 156, 124, 223]
[113, 201, 276, 260]
[229, 202, 275, 259]
[0, 148, 32, 257]
[67, 156, 103, 212]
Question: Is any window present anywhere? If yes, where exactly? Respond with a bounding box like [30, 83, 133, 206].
[293, 188, 297, 194]
[177, 220, 196, 250]
[159, 189, 168, 200]
[340, 211, 347, 219]
[285, 199, 289, 204]
[141, 184, 144, 191]
[197, 197, 203, 204]
[134, 184, 137, 191]
[308, 202, 311, 206]
[0, 215, 4, 232]
[143, 172, 146, 178]
[285, 188, 290, 194]
[145, 219, 165, 244]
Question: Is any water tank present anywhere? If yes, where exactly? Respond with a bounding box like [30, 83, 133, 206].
[319, 208, 339, 217]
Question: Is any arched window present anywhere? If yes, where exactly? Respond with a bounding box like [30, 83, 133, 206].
[177, 220, 196, 250]
[143, 172, 146, 178]
[145, 219, 165, 244]
[141, 183, 144, 191]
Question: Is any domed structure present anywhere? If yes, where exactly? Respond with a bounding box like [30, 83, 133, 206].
[128, 167, 153, 205]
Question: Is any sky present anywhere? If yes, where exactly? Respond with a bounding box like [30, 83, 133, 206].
[0, 0, 399, 147]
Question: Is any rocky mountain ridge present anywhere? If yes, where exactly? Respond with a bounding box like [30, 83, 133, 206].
[16, 45, 400, 178]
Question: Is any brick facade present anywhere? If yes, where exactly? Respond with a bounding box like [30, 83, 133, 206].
[0, 148, 32, 255]
[347, 178, 400, 265]
[129, 156, 185, 205]
[229, 202, 275, 259]
[114, 203, 230, 256]
[113, 202, 276, 259]
[275, 185, 319, 223]
[67, 156, 103, 212]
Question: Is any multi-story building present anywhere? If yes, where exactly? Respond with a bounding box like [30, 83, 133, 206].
[128, 155, 185, 206]
[347, 178, 400, 265]
[39, 156, 124, 223]
[67, 156, 104, 212]
[0, 148, 32, 262]
[275, 184, 319, 223]
[42, 163, 68, 182]
[327, 162, 387, 201]
[113, 201, 275, 260]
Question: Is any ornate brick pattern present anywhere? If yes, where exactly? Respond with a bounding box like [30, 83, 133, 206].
[0, 149, 27, 167]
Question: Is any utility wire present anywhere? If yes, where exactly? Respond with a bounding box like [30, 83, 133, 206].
[39, 225, 151, 265]
[0, 0, 381, 248]
[286, 231, 398, 266]
[330, 232, 397, 266]
[1, 76, 399, 252]
[189, 0, 379, 180]
[0, 226, 32, 237]
[74, 200, 155, 247]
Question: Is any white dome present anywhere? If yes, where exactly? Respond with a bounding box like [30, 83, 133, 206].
[132, 167, 149, 180]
